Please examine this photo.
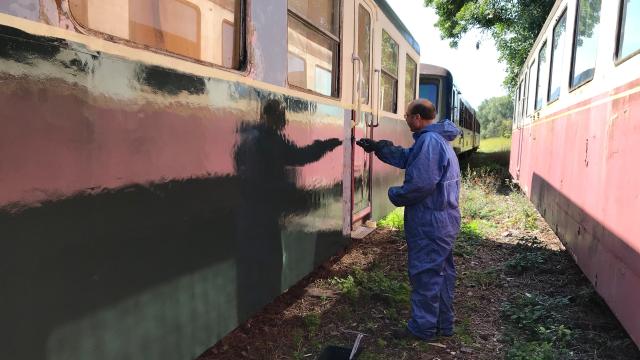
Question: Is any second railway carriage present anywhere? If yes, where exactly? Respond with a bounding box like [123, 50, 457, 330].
[419, 63, 480, 154]
[511, 0, 640, 347]
[0, 0, 422, 359]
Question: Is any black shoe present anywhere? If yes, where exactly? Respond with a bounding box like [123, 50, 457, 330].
[391, 328, 434, 341]
[437, 329, 454, 337]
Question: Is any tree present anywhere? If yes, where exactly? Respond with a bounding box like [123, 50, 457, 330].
[477, 96, 513, 138]
[423, 0, 555, 92]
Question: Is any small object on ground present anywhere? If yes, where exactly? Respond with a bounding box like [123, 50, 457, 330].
[460, 347, 473, 353]
[365, 220, 377, 228]
[317, 331, 366, 360]
[427, 342, 447, 348]
[306, 287, 337, 299]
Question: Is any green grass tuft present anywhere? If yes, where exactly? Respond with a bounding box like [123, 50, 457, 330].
[378, 207, 404, 230]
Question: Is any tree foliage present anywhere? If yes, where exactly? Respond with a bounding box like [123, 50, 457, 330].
[477, 95, 513, 138]
[424, 0, 556, 92]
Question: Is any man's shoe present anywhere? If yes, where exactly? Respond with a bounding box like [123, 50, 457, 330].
[391, 327, 434, 341]
[437, 329, 454, 337]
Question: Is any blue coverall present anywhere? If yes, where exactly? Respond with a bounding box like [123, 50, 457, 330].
[375, 120, 462, 339]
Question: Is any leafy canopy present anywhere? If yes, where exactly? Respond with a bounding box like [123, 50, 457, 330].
[477, 95, 513, 139]
[424, 0, 556, 92]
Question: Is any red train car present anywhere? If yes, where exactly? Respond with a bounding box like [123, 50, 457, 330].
[511, 0, 640, 346]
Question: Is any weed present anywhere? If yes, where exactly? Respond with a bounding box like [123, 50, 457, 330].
[330, 270, 410, 308]
[329, 275, 359, 300]
[465, 268, 500, 289]
[504, 237, 550, 274]
[455, 220, 486, 258]
[502, 292, 574, 358]
[456, 317, 474, 346]
[379, 208, 404, 230]
[303, 313, 321, 334]
[506, 341, 556, 360]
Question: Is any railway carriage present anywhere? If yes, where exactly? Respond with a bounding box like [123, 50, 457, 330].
[419, 63, 480, 154]
[511, 0, 640, 346]
[0, 1, 422, 359]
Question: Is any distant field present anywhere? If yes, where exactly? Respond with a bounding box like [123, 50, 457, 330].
[479, 137, 511, 153]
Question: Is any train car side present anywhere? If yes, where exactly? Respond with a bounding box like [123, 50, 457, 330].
[511, 0, 640, 346]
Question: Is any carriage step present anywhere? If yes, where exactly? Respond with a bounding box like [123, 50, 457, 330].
[351, 224, 376, 240]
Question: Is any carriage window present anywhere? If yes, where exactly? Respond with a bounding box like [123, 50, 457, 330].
[381, 30, 399, 113]
[287, 0, 340, 97]
[288, 52, 307, 88]
[315, 66, 332, 96]
[515, 80, 521, 123]
[405, 56, 417, 108]
[571, 0, 601, 89]
[358, 5, 372, 104]
[68, 0, 242, 68]
[527, 61, 536, 116]
[419, 81, 439, 109]
[535, 42, 548, 110]
[549, 10, 567, 102]
[520, 73, 529, 118]
[617, 0, 640, 61]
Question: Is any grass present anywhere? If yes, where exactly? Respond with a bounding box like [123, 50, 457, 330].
[330, 268, 410, 308]
[479, 136, 512, 153]
[378, 207, 404, 230]
[206, 139, 640, 360]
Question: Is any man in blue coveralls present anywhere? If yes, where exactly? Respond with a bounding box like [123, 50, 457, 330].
[356, 99, 462, 340]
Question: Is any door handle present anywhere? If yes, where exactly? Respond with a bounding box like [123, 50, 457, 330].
[352, 54, 362, 128]
[371, 69, 381, 128]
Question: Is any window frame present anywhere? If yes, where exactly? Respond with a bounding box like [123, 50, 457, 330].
[522, 73, 528, 120]
[404, 54, 418, 108]
[357, 3, 372, 105]
[547, 7, 568, 104]
[380, 29, 399, 114]
[535, 41, 548, 111]
[286, 0, 342, 98]
[569, 0, 600, 92]
[66, 0, 248, 71]
[614, 0, 640, 65]
[526, 60, 536, 116]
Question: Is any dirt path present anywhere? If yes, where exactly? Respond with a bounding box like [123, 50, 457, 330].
[198, 152, 639, 359]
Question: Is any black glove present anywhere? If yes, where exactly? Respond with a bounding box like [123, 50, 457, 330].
[356, 138, 393, 153]
[356, 138, 377, 153]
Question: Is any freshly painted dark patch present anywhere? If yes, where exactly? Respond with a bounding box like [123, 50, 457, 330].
[136, 64, 207, 95]
[0, 24, 63, 64]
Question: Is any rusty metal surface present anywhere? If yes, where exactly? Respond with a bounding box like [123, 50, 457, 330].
[510, 78, 640, 347]
[0, 22, 347, 360]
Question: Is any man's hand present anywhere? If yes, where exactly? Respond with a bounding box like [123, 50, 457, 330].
[356, 138, 394, 153]
[356, 138, 377, 153]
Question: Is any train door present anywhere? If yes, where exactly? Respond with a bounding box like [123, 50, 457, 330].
[515, 77, 526, 179]
[351, 0, 376, 227]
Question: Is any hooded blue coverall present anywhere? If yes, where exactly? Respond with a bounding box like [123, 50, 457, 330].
[374, 120, 462, 339]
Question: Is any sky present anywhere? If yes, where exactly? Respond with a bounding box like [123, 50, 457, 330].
[386, 0, 507, 108]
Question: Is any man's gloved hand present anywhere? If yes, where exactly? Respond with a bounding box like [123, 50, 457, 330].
[356, 138, 393, 153]
[356, 138, 378, 153]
